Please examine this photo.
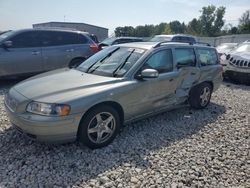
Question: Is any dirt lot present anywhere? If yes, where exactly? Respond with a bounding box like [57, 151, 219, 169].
[0, 80, 249, 187]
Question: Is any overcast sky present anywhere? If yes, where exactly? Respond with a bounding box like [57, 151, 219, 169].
[0, 0, 249, 35]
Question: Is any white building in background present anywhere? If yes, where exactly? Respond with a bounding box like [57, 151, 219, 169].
[33, 22, 108, 41]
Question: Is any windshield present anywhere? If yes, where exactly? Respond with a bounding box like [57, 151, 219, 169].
[150, 36, 172, 42]
[0, 30, 16, 42]
[77, 46, 145, 77]
[234, 43, 250, 53]
[101, 38, 116, 46]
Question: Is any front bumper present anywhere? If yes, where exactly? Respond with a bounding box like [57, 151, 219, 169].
[222, 64, 250, 83]
[5, 102, 83, 143]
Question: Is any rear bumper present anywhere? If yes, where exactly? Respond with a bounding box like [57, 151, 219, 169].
[5, 103, 83, 143]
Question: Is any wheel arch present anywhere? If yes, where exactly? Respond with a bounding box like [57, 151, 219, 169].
[68, 57, 86, 67]
[77, 101, 124, 136]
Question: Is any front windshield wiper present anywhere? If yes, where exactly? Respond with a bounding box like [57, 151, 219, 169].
[112, 49, 135, 77]
[85, 47, 120, 73]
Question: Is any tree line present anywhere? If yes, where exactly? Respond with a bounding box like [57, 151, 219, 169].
[114, 5, 250, 37]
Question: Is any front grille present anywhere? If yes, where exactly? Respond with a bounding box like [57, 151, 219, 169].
[228, 56, 250, 68]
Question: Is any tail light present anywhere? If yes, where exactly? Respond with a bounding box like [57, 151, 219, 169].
[90, 44, 99, 53]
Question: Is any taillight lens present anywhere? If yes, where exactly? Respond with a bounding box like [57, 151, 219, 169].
[90, 44, 99, 53]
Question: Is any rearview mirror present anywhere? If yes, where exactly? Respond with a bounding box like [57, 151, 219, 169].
[2, 41, 13, 48]
[138, 69, 159, 79]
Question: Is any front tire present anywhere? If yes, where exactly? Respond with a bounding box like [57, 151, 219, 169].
[189, 83, 212, 109]
[77, 105, 120, 149]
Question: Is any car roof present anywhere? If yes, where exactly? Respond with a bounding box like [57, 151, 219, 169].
[116, 41, 213, 50]
[154, 34, 195, 38]
[13, 28, 86, 35]
[114, 37, 143, 40]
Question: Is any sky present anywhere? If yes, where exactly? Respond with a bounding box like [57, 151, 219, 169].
[0, 0, 249, 35]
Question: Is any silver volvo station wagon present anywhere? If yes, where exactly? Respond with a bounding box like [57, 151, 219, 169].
[5, 42, 223, 149]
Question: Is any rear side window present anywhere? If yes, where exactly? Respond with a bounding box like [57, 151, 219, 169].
[143, 49, 173, 73]
[197, 48, 218, 66]
[175, 48, 196, 67]
[10, 31, 41, 48]
[78, 34, 89, 44]
[40, 31, 80, 46]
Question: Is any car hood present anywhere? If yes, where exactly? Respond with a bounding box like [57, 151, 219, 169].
[13, 68, 123, 103]
[230, 51, 250, 60]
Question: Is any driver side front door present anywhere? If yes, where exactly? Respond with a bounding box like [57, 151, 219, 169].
[124, 48, 180, 120]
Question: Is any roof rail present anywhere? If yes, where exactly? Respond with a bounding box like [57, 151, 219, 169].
[153, 41, 192, 48]
[153, 41, 211, 48]
[195, 42, 211, 46]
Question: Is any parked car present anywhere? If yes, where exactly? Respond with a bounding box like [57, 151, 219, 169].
[5, 42, 222, 149]
[0, 29, 99, 78]
[220, 41, 250, 84]
[99, 37, 143, 49]
[216, 43, 238, 56]
[150, 34, 197, 44]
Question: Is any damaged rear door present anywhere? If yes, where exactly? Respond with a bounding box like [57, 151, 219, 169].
[173, 47, 200, 103]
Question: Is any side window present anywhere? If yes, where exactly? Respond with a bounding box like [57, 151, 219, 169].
[10, 31, 41, 48]
[142, 49, 173, 73]
[62, 32, 79, 45]
[197, 48, 218, 66]
[40, 31, 79, 46]
[175, 48, 196, 67]
[78, 34, 88, 44]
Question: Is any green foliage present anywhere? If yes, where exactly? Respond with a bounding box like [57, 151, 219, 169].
[163, 24, 172, 34]
[199, 5, 226, 36]
[239, 10, 250, 34]
[114, 6, 249, 37]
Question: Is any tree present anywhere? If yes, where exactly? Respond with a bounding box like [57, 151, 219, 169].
[239, 10, 250, 34]
[169, 21, 186, 34]
[187, 18, 201, 35]
[163, 24, 172, 34]
[199, 5, 226, 36]
[239, 10, 250, 25]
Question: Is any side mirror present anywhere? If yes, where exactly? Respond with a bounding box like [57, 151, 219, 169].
[2, 41, 13, 48]
[137, 69, 159, 79]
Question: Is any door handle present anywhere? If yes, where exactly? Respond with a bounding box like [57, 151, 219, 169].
[66, 49, 74, 52]
[169, 78, 174, 82]
[31, 51, 40, 55]
[191, 72, 196, 75]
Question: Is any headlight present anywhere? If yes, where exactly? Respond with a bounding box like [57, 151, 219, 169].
[26, 102, 71, 116]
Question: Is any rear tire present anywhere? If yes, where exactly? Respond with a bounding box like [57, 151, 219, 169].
[77, 105, 120, 149]
[189, 83, 212, 109]
[69, 58, 85, 69]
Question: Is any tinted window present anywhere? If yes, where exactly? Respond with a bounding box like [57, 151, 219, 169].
[175, 48, 196, 66]
[143, 49, 173, 73]
[10, 31, 41, 48]
[113, 39, 130, 45]
[197, 48, 218, 66]
[40, 31, 79, 46]
[78, 34, 88, 44]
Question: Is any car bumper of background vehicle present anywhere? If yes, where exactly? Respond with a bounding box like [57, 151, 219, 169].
[223, 64, 250, 74]
[5, 103, 83, 143]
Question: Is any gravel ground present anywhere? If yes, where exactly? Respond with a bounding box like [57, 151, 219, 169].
[0, 80, 249, 188]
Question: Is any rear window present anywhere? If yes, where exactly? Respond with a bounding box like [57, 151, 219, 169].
[197, 48, 218, 66]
